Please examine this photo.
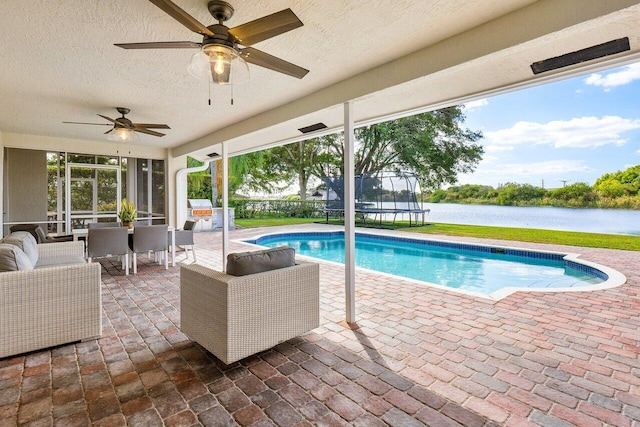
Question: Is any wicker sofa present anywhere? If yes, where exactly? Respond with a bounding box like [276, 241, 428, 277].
[180, 248, 319, 364]
[0, 235, 102, 359]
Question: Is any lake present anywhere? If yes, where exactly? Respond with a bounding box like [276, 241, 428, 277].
[380, 203, 640, 235]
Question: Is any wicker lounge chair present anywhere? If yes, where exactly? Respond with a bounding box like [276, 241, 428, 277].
[180, 250, 319, 364]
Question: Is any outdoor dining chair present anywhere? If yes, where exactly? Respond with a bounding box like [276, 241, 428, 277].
[88, 222, 122, 228]
[87, 226, 129, 275]
[170, 220, 196, 262]
[129, 224, 169, 274]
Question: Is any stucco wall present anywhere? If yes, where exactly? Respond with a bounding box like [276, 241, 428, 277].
[5, 148, 48, 224]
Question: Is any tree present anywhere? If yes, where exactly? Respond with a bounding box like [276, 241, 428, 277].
[362, 108, 482, 188]
[222, 106, 483, 198]
[547, 182, 594, 203]
[187, 153, 271, 202]
[496, 183, 546, 206]
[446, 184, 496, 201]
[255, 135, 341, 200]
[186, 157, 211, 200]
[304, 107, 484, 189]
[594, 165, 640, 197]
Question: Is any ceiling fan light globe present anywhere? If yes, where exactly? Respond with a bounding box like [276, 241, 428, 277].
[107, 127, 139, 142]
[187, 45, 249, 85]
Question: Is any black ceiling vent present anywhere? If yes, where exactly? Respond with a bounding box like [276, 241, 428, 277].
[531, 37, 630, 75]
[207, 152, 220, 158]
[298, 122, 327, 134]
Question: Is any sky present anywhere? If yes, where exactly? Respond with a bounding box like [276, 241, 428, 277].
[457, 62, 640, 189]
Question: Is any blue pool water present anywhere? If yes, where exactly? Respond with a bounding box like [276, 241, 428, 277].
[246, 232, 607, 296]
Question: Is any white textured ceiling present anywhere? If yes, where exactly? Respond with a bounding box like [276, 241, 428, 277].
[1, 0, 640, 159]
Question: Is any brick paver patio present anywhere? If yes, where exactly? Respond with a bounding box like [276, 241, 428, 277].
[1, 224, 639, 426]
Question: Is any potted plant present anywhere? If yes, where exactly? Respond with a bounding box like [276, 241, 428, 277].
[119, 198, 136, 228]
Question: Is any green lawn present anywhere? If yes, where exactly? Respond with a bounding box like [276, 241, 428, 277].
[234, 217, 640, 251]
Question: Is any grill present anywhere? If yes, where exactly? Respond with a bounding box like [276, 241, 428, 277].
[187, 199, 213, 229]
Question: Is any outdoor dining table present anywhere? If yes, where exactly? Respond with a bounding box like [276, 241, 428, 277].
[72, 225, 176, 267]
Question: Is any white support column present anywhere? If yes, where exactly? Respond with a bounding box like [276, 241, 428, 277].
[344, 101, 356, 324]
[0, 131, 3, 234]
[222, 142, 229, 272]
[64, 156, 71, 233]
[173, 155, 204, 229]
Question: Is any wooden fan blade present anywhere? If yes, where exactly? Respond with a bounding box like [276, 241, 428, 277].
[63, 121, 112, 126]
[229, 9, 302, 46]
[133, 123, 171, 129]
[135, 128, 166, 137]
[239, 47, 308, 79]
[115, 41, 201, 49]
[97, 115, 118, 124]
[104, 129, 114, 135]
[148, 0, 214, 36]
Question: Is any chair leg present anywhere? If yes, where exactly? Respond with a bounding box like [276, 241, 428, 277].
[88, 257, 92, 263]
[133, 253, 137, 274]
[125, 253, 129, 276]
[192, 246, 197, 263]
[164, 250, 168, 269]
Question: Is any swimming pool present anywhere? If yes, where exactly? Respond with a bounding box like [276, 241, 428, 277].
[245, 231, 625, 299]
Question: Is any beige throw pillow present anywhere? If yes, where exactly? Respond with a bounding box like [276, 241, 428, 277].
[3, 231, 38, 267]
[0, 243, 33, 271]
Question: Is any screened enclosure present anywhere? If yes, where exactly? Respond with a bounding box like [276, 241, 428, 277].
[3, 148, 166, 236]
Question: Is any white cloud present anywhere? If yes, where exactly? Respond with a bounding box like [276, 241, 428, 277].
[463, 99, 488, 111]
[485, 116, 640, 149]
[478, 155, 499, 163]
[484, 145, 513, 153]
[584, 63, 640, 89]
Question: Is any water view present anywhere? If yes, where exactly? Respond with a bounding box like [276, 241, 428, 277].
[387, 203, 640, 235]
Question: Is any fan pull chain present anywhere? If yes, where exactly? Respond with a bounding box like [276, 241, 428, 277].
[208, 81, 212, 106]
[231, 84, 234, 106]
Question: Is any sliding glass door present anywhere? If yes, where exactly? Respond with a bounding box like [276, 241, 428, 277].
[65, 163, 121, 230]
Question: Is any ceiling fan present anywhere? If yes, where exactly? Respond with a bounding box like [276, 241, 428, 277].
[114, 0, 309, 84]
[63, 107, 170, 142]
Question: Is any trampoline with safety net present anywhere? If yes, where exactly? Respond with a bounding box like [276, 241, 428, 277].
[322, 171, 430, 226]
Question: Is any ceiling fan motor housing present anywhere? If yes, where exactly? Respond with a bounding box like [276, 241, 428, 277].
[115, 107, 132, 128]
[203, 24, 235, 49]
[208, 1, 234, 22]
[115, 117, 133, 129]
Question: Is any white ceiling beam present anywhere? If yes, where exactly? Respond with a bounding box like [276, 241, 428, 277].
[3, 132, 168, 160]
